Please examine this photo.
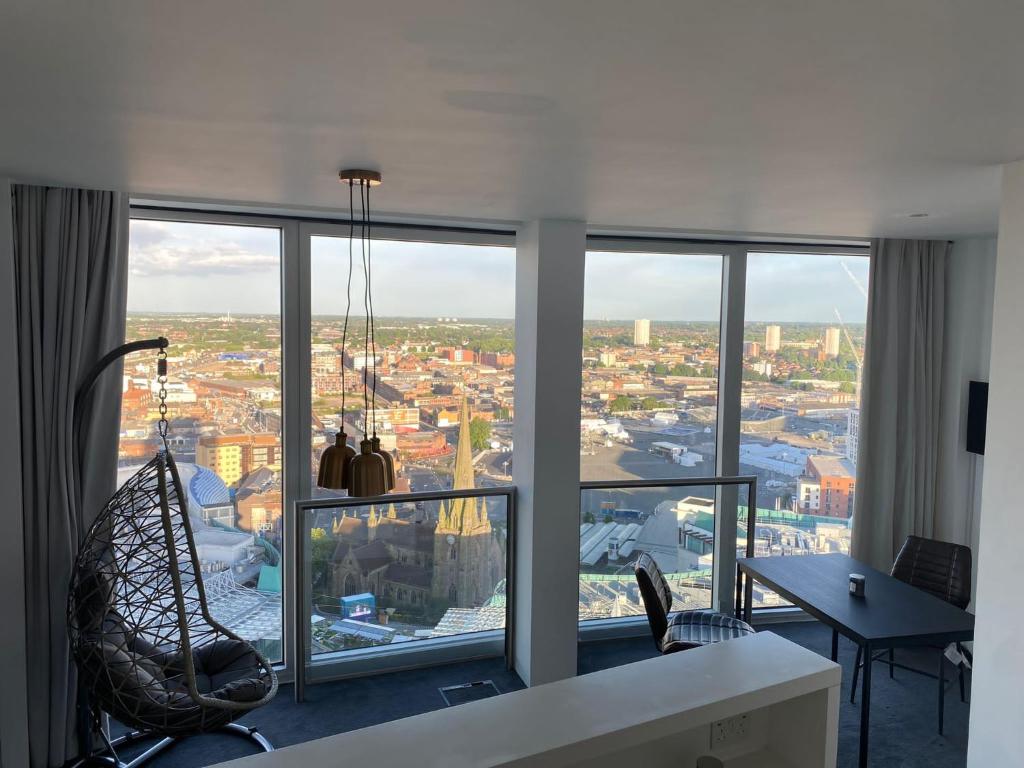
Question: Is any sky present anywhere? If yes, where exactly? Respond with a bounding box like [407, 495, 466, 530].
[128, 220, 869, 323]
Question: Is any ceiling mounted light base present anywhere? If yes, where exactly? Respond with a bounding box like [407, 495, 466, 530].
[338, 169, 382, 186]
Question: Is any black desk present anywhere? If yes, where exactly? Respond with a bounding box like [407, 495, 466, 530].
[737, 553, 974, 768]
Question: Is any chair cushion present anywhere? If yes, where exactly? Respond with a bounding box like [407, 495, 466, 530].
[189, 639, 275, 704]
[661, 609, 755, 653]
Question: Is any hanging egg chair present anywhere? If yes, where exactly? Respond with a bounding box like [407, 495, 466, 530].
[68, 338, 277, 767]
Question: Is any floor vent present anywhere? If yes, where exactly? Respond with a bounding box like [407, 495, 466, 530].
[439, 680, 501, 707]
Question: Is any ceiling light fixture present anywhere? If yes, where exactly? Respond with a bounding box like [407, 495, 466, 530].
[908, 213, 929, 218]
[338, 169, 382, 187]
[317, 168, 395, 497]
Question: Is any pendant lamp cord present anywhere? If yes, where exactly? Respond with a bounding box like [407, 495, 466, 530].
[360, 182, 370, 438]
[340, 180, 354, 432]
[366, 181, 378, 440]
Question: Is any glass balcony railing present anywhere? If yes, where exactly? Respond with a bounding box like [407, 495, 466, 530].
[292, 487, 514, 700]
[578, 476, 757, 624]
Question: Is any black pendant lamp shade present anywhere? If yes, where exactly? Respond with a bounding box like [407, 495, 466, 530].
[349, 438, 388, 497]
[370, 435, 396, 491]
[318, 431, 356, 490]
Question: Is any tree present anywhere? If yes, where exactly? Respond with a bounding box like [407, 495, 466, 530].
[603, 513, 615, 524]
[609, 395, 634, 413]
[640, 396, 659, 410]
[839, 381, 856, 394]
[583, 511, 596, 524]
[469, 417, 492, 450]
[309, 527, 335, 589]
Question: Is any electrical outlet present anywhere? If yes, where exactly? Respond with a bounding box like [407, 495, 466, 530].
[711, 714, 749, 747]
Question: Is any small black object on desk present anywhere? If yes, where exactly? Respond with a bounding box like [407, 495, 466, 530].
[849, 572, 866, 598]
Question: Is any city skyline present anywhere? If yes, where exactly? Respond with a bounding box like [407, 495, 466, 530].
[128, 220, 869, 322]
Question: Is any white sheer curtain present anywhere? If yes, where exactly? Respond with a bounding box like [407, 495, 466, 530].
[11, 185, 128, 766]
[851, 238, 951, 571]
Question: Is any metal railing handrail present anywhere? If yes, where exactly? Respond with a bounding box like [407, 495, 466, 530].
[580, 475, 757, 490]
[578, 474, 758, 620]
[293, 485, 515, 510]
[291, 485, 516, 702]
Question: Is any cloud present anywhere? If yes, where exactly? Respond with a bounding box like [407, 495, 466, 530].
[126, 221, 869, 323]
[129, 220, 280, 277]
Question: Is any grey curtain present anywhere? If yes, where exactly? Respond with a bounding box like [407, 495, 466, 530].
[11, 185, 128, 767]
[851, 238, 950, 571]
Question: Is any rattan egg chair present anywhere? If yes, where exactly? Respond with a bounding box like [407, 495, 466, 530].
[68, 340, 277, 767]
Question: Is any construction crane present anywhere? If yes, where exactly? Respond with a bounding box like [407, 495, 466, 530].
[840, 260, 868, 300]
[833, 307, 863, 397]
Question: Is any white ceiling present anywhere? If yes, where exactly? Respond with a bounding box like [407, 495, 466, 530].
[3, 0, 1023, 239]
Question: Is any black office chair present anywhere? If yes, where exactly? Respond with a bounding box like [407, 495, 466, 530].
[634, 552, 755, 654]
[850, 535, 972, 730]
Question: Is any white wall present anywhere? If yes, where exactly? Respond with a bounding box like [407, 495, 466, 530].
[935, 236, 996, 602]
[512, 220, 586, 687]
[967, 162, 1024, 766]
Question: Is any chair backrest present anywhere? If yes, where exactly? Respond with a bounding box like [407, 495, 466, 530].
[891, 535, 972, 610]
[634, 553, 673, 649]
[69, 451, 256, 730]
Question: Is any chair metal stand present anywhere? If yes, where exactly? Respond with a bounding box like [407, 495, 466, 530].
[71, 723, 273, 767]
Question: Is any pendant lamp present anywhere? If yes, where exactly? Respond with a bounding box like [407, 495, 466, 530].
[317, 431, 355, 490]
[370, 435, 396, 490]
[316, 176, 363, 490]
[344, 169, 389, 496]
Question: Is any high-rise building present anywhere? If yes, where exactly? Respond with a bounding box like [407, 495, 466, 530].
[197, 433, 281, 487]
[824, 327, 841, 357]
[743, 340, 761, 357]
[804, 454, 856, 518]
[765, 324, 782, 352]
[846, 408, 860, 467]
[598, 351, 617, 367]
[633, 319, 651, 346]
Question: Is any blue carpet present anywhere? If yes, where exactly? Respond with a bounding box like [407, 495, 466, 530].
[115, 622, 969, 767]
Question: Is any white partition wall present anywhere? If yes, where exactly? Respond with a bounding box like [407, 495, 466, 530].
[968, 161, 1024, 765]
[513, 220, 587, 686]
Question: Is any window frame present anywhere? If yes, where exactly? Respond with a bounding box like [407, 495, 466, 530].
[578, 236, 869, 640]
[128, 206, 517, 684]
[128, 204, 868, 675]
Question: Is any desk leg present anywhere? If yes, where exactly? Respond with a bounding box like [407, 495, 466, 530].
[859, 642, 872, 768]
[831, 629, 839, 662]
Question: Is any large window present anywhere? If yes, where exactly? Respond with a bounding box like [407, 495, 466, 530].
[307, 234, 515, 647]
[740, 252, 869, 605]
[118, 218, 284, 661]
[579, 250, 723, 620]
[116, 212, 869, 674]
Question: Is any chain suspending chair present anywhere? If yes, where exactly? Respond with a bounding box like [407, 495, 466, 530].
[68, 338, 278, 767]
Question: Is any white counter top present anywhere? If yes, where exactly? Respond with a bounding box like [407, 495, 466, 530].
[214, 631, 840, 768]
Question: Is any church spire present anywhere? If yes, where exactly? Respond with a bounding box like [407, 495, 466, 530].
[440, 393, 478, 532]
[452, 394, 475, 491]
